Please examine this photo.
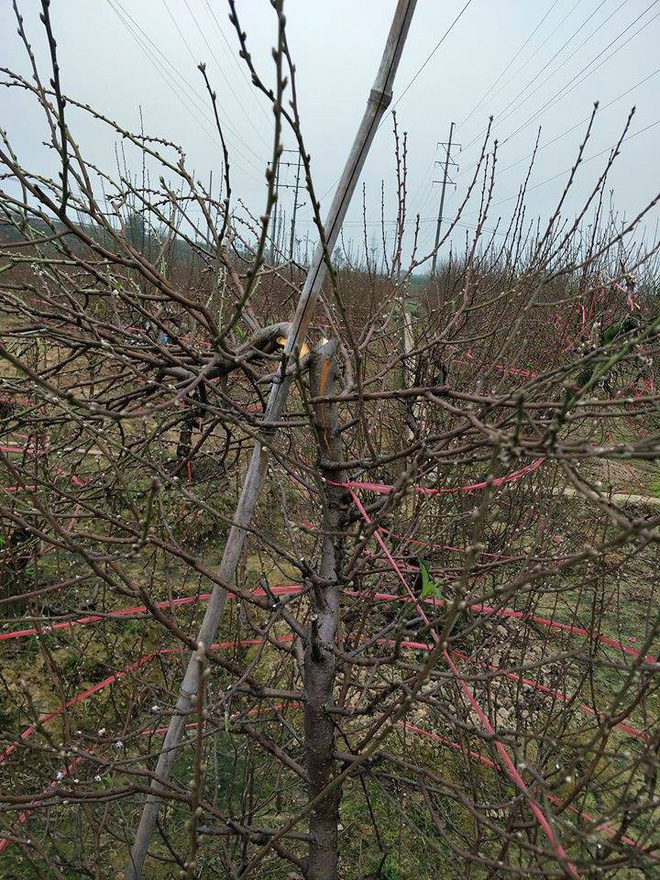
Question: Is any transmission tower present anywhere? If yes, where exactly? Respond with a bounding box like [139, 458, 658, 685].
[277, 149, 304, 265]
[431, 122, 460, 277]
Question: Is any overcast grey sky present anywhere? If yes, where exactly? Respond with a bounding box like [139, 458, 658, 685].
[2, 1, 659, 263]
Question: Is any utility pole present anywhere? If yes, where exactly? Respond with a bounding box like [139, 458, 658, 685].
[125, 3, 418, 876]
[289, 150, 302, 262]
[270, 158, 280, 264]
[431, 121, 460, 277]
[277, 148, 304, 264]
[270, 149, 303, 265]
[277, 208, 285, 258]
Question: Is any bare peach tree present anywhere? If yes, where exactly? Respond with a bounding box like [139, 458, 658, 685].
[0, 3, 659, 879]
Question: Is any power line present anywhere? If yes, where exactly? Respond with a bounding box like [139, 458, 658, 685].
[294, 113, 660, 248]
[496, 65, 660, 177]
[505, 115, 660, 204]
[459, 0, 639, 155]
[199, 0, 274, 132]
[163, 0, 198, 66]
[180, 0, 271, 150]
[340, 5, 659, 255]
[459, 0, 587, 143]
[294, 215, 508, 237]
[459, 0, 564, 129]
[317, 0, 475, 206]
[453, 0, 660, 189]
[390, 0, 475, 113]
[502, 2, 660, 145]
[410, 1, 573, 221]
[107, 0, 257, 181]
[471, 114, 660, 213]
[407, 151, 440, 222]
[489, 0, 619, 135]
[298, 114, 660, 249]
[107, 0, 266, 176]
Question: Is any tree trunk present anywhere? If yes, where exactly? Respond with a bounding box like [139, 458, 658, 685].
[305, 341, 349, 879]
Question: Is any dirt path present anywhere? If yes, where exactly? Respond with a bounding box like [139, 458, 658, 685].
[556, 486, 660, 508]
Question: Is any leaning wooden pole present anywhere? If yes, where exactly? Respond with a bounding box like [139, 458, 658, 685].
[125, 3, 417, 876]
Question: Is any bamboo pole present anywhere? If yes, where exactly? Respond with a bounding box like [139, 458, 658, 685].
[125, 3, 417, 876]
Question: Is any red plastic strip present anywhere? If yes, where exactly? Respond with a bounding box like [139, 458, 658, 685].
[328, 457, 544, 496]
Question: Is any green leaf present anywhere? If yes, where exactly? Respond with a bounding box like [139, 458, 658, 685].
[418, 558, 443, 599]
[419, 559, 432, 597]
